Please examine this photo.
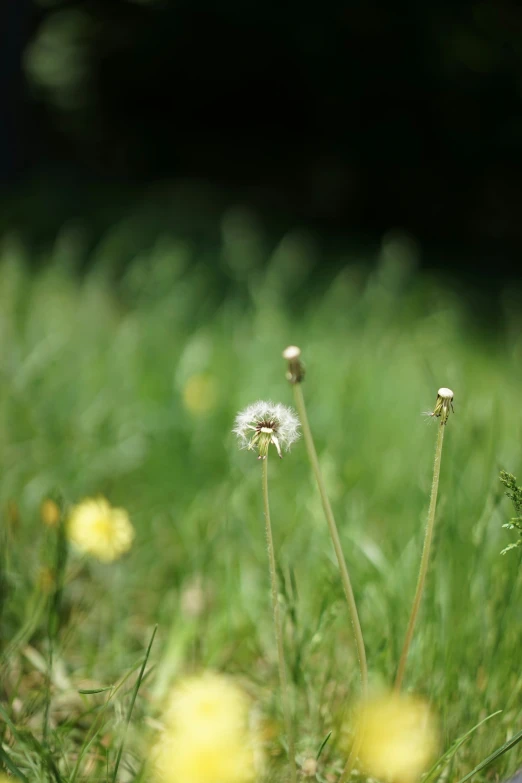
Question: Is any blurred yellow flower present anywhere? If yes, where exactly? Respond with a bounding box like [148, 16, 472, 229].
[67, 497, 134, 562]
[183, 373, 219, 415]
[351, 692, 438, 783]
[41, 498, 61, 527]
[153, 673, 259, 783]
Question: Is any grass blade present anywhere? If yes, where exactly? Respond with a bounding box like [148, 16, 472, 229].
[0, 744, 29, 781]
[455, 726, 522, 783]
[111, 624, 157, 782]
[423, 710, 502, 783]
[316, 730, 332, 761]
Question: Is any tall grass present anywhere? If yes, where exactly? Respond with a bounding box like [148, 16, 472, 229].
[1, 220, 522, 781]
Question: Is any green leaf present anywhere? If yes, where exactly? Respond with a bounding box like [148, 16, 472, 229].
[454, 725, 522, 783]
[111, 624, 158, 783]
[316, 730, 332, 761]
[423, 710, 502, 783]
[0, 744, 29, 781]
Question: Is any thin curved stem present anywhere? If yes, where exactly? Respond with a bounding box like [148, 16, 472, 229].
[394, 422, 445, 692]
[292, 383, 367, 783]
[262, 456, 297, 783]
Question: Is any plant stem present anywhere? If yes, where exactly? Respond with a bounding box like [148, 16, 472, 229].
[262, 456, 297, 783]
[292, 383, 367, 783]
[394, 421, 445, 692]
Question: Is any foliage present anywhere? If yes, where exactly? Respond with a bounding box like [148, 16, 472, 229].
[499, 471, 522, 555]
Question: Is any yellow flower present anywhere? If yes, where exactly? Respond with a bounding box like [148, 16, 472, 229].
[67, 497, 134, 562]
[153, 673, 259, 783]
[351, 692, 438, 783]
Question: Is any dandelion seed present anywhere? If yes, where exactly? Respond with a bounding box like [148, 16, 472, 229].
[67, 497, 134, 562]
[233, 400, 300, 459]
[153, 673, 259, 783]
[351, 692, 438, 783]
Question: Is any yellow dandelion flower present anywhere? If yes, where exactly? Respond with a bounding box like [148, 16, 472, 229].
[67, 497, 134, 562]
[183, 373, 219, 416]
[153, 673, 259, 783]
[351, 692, 438, 783]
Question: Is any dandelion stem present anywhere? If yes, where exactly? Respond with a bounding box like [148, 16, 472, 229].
[262, 456, 297, 783]
[291, 382, 367, 783]
[395, 421, 445, 692]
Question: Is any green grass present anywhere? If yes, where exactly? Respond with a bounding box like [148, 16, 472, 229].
[1, 220, 522, 782]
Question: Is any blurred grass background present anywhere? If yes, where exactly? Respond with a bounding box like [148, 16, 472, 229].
[1, 211, 522, 780]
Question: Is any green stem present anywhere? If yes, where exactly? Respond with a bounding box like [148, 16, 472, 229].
[262, 456, 297, 783]
[292, 383, 367, 783]
[395, 422, 445, 691]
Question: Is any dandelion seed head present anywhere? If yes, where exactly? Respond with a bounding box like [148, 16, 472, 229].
[67, 497, 134, 562]
[153, 673, 259, 783]
[350, 692, 438, 783]
[233, 400, 300, 459]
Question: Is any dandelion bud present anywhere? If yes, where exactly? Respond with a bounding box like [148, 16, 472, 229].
[233, 401, 300, 459]
[431, 387, 454, 424]
[282, 345, 305, 384]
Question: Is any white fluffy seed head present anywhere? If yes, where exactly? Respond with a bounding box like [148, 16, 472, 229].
[233, 400, 300, 457]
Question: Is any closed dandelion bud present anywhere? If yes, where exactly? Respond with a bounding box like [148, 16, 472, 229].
[233, 401, 300, 459]
[429, 387, 454, 425]
[282, 345, 305, 384]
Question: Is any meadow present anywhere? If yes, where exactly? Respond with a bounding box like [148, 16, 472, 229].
[1, 214, 522, 782]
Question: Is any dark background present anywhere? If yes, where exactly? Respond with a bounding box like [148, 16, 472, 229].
[2, 0, 522, 276]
